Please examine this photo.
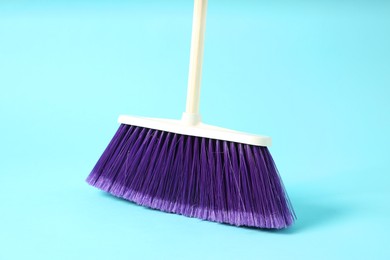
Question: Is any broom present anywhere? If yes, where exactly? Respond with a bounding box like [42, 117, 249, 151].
[87, 0, 295, 229]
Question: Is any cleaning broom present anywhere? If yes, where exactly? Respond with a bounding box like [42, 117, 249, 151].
[87, 0, 295, 229]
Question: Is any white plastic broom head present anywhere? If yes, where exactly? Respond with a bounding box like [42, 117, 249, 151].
[118, 115, 272, 147]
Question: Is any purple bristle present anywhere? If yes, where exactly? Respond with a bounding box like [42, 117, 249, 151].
[87, 124, 295, 229]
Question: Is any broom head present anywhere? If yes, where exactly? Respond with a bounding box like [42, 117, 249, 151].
[86, 115, 295, 229]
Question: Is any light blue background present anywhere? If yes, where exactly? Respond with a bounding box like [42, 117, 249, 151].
[1, 1, 389, 259]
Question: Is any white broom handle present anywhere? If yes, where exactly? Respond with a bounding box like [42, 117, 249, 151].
[183, 0, 208, 125]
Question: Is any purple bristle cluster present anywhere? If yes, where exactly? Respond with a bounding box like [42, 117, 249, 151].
[87, 124, 295, 229]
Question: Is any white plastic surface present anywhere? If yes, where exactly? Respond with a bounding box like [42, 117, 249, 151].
[118, 115, 272, 147]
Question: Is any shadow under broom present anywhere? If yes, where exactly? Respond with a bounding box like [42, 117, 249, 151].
[86, 0, 295, 229]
